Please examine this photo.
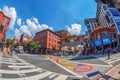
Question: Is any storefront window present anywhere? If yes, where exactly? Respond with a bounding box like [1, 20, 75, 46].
[103, 5, 107, 11]
[102, 32, 108, 38]
[98, 34, 101, 39]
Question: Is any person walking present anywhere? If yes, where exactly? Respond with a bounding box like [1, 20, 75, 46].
[7, 47, 10, 55]
[10, 45, 13, 56]
[3, 45, 7, 57]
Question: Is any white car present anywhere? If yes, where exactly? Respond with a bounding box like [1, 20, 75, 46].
[16, 46, 24, 54]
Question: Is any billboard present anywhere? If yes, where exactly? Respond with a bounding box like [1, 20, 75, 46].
[102, 38, 111, 45]
[109, 8, 120, 34]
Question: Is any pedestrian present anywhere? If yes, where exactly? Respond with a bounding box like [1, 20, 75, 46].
[3, 45, 7, 56]
[7, 47, 10, 55]
[10, 45, 13, 56]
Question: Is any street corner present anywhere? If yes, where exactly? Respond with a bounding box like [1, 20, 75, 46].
[49, 56, 114, 79]
[50, 56, 94, 73]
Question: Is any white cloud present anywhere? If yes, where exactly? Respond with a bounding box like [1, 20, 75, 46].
[14, 28, 21, 39]
[0, 6, 17, 29]
[17, 18, 22, 26]
[33, 17, 39, 24]
[14, 17, 53, 39]
[67, 23, 82, 35]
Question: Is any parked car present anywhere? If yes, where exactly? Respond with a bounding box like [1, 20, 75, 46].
[16, 46, 24, 54]
[113, 45, 120, 53]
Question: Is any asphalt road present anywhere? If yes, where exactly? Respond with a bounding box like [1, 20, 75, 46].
[1, 53, 88, 80]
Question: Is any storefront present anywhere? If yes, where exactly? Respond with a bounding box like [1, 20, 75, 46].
[89, 26, 117, 54]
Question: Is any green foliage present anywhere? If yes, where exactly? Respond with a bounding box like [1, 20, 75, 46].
[6, 39, 12, 44]
[6, 39, 12, 47]
[21, 42, 27, 48]
[74, 49, 80, 53]
[29, 41, 40, 51]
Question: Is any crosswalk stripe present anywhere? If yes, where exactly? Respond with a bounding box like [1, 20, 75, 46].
[0, 61, 29, 65]
[54, 75, 68, 80]
[95, 53, 120, 64]
[0, 68, 42, 74]
[25, 71, 53, 80]
[108, 59, 120, 64]
[49, 73, 59, 79]
[8, 65, 36, 68]
[0, 59, 17, 62]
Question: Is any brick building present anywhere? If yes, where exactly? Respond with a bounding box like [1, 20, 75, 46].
[55, 30, 70, 38]
[20, 33, 33, 43]
[34, 29, 61, 54]
[13, 36, 20, 43]
[60, 35, 85, 54]
[0, 11, 10, 42]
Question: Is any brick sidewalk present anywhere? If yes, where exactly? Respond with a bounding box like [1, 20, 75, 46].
[94, 64, 120, 80]
[105, 64, 120, 80]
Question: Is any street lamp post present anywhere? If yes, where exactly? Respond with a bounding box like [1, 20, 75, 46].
[39, 45, 41, 54]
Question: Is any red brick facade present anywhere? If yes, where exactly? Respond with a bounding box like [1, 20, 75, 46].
[55, 30, 70, 38]
[13, 37, 20, 43]
[0, 11, 10, 41]
[34, 29, 61, 51]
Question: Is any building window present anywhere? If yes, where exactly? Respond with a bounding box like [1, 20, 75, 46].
[105, 15, 110, 23]
[0, 25, 3, 33]
[88, 30, 91, 33]
[109, 18, 114, 23]
[49, 38, 51, 41]
[86, 21, 89, 24]
[106, 12, 111, 17]
[102, 32, 108, 38]
[2, 18, 7, 26]
[103, 5, 107, 11]
[87, 25, 91, 29]
[98, 34, 101, 39]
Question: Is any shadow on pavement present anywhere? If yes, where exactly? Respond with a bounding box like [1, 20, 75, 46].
[70, 53, 118, 60]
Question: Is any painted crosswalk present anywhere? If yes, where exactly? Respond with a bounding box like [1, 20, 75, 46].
[94, 53, 120, 64]
[0, 53, 75, 80]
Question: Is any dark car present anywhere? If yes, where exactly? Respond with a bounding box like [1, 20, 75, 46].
[113, 45, 120, 53]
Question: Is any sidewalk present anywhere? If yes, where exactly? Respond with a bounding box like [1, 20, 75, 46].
[96, 64, 120, 80]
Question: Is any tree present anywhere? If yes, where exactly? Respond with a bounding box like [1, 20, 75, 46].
[6, 39, 12, 47]
[29, 41, 40, 53]
[21, 42, 27, 48]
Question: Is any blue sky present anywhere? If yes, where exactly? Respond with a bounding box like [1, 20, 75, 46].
[0, 0, 97, 39]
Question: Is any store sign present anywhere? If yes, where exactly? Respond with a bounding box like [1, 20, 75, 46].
[94, 40, 102, 47]
[102, 38, 111, 45]
[109, 8, 120, 16]
[109, 8, 120, 34]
